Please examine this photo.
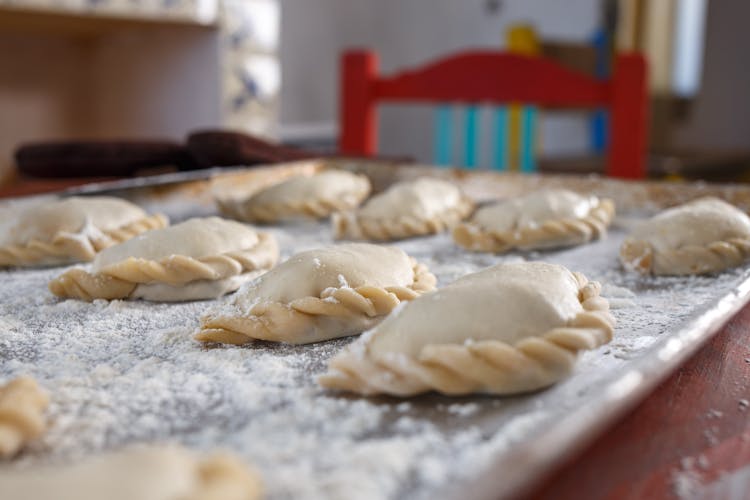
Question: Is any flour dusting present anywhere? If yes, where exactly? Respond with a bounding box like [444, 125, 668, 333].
[2, 203, 750, 499]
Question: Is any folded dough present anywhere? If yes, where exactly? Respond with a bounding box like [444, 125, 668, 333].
[333, 177, 475, 241]
[49, 217, 279, 302]
[0, 445, 262, 500]
[0, 196, 167, 268]
[222, 170, 371, 223]
[196, 243, 437, 345]
[0, 377, 49, 459]
[620, 196, 750, 276]
[319, 261, 614, 396]
[453, 189, 615, 253]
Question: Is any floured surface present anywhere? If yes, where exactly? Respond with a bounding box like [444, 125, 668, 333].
[2, 198, 750, 499]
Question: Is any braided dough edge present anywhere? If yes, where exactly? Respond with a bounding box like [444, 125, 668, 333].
[318, 273, 615, 396]
[453, 198, 615, 253]
[0, 376, 49, 459]
[196, 259, 437, 345]
[620, 235, 750, 276]
[0, 213, 168, 267]
[230, 174, 371, 223]
[185, 452, 263, 500]
[332, 195, 476, 241]
[48, 232, 279, 301]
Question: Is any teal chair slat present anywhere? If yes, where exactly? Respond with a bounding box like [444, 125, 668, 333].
[520, 106, 537, 173]
[433, 105, 453, 166]
[492, 107, 508, 170]
[463, 106, 479, 169]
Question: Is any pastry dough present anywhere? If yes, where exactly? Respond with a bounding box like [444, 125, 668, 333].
[0, 445, 262, 500]
[224, 170, 371, 223]
[49, 217, 278, 302]
[453, 189, 615, 253]
[620, 196, 750, 275]
[333, 177, 475, 241]
[319, 261, 615, 396]
[0, 377, 49, 459]
[196, 243, 437, 345]
[0, 196, 167, 268]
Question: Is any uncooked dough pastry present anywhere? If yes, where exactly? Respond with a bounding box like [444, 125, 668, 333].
[223, 169, 371, 223]
[0, 445, 262, 500]
[620, 196, 750, 276]
[319, 261, 615, 396]
[196, 243, 437, 344]
[453, 189, 615, 253]
[0, 196, 167, 268]
[0, 376, 49, 459]
[333, 177, 475, 241]
[49, 217, 278, 302]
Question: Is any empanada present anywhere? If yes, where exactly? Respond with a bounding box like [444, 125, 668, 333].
[222, 170, 371, 223]
[0, 196, 167, 268]
[453, 189, 614, 253]
[49, 217, 278, 302]
[620, 196, 750, 275]
[333, 177, 474, 241]
[0, 445, 262, 500]
[0, 376, 48, 459]
[196, 243, 437, 345]
[319, 261, 614, 396]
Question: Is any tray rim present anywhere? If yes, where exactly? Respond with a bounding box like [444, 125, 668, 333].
[460, 267, 750, 500]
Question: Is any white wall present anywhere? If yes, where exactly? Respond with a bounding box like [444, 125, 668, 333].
[279, 0, 600, 163]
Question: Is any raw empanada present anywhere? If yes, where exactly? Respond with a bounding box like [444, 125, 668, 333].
[0, 376, 48, 459]
[453, 189, 614, 253]
[0, 445, 262, 500]
[222, 169, 371, 223]
[196, 243, 437, 344]
[0, 196, 167, 268]
[333, 177, 475, 241]
[319, 261, 614, 396]
[620, 196, 750, 275]
[49, 217, 278, 302]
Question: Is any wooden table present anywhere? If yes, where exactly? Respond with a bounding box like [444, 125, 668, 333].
[526, 304, 750, 500]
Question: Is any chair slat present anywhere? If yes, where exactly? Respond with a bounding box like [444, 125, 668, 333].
[463, 106, 479, 169]
[433, 106, 453, 166]
[492, 107, 508, 171]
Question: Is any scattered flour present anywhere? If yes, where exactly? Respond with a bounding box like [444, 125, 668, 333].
[3, 207, 750, 499]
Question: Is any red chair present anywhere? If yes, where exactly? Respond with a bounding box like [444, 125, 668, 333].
[339, 50, 648, 179]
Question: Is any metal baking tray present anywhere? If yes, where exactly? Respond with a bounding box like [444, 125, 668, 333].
[3, 160, 750, 500]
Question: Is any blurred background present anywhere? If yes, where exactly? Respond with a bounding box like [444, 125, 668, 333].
[1, 0, 749, 190]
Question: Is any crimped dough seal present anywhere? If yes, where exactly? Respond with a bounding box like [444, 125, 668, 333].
[0, 197, 167, 268]
[196, 243, 437, 345]
[620, 197, 750, 276]
[223, 170, 371, 223]
[333, 177, 475, 241]
[0, 445, 262, 500]
[49, 217, 279, 302]
[453, 189, 615, 253]
[0, 376, 49, 459]
[319, 261, 615, 396]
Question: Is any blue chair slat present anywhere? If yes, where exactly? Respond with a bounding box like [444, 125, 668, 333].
[463, 106, 479, 169]
[433, 105, 453, 166]
[520, 106, 537, 173]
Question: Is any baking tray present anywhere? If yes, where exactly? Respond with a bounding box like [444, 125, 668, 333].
[3, 160, 750, 500]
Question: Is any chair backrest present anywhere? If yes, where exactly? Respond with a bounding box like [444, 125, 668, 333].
[339, 50, 648, 178]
